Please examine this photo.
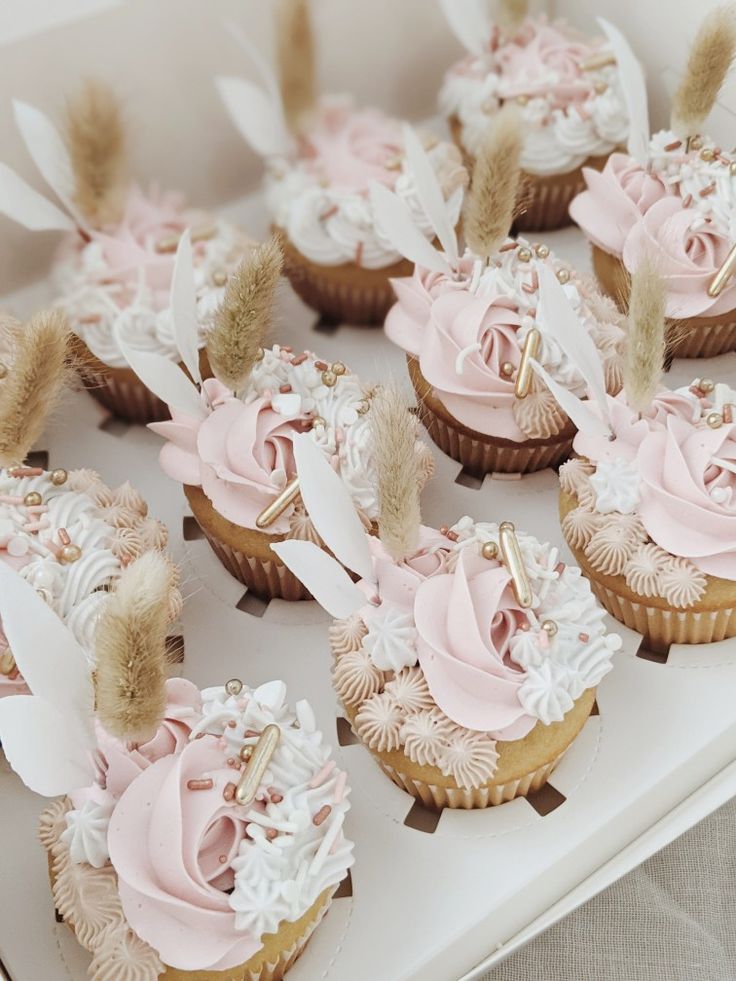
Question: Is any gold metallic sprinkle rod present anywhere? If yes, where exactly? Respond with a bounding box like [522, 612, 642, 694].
[514, 328, 541, 400]
[235, 723, 281, 807]
[255, 476, 301, 529]
[708, 242, 736, 298]
[499, 521, 533, 608]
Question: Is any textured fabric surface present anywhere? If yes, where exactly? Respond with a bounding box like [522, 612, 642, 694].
[485, 798, 736, 981]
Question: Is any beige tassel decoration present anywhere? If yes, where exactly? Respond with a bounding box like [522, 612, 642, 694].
[497, 0, 529, 33]
[65, 79, 127, 228]
[624, 258, 666, 413]
[463, 106, 523, 262]
[0, 311, 72, 469]
[206, 237, 283, 395]
[276, 0, 317, 135]
[671, 5, 736, 139]
[372, 385, 422, 562]
[94, 552, 175, 744]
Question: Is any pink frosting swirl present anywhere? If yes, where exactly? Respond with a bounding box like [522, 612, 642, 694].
[418, 290, 525, 440]
[303, 105, 403, 193]
[622, 197, 736, 318]
[367, 527, 454, 611]
[495, 21, 596, 106]
[414, 550, 535, 738]
[570, 153, 669, 255]
[385, 258, 476, 355]
[96, 678, 202, 800]
[150, 380, 312, 534]
[108, 737, 255, 972]
[637, 416, 736, 578]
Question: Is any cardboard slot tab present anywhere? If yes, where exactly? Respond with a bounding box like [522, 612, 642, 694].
[334, 870, 353, 899]
[313, 313, 342, 335]
[25, 450, 49, 470]
[236, 591, 270, 618]
[403, 799, 443, 834]
[636, 646, 670, 665]
[182, 516, 205, 542]
[525, 782, 567, 817]
[98, 415, 130, 437]
[454, 468, 484, 490]
[336, 716, 360, 747]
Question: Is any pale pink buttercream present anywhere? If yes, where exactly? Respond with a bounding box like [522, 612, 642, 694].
[413, 550, 535, 738]
[569, 153, 669, 255]
[637, 416, 736, 579]
[622, 197, 736, 318]
[108, 737, 256, 972]
[367, 526, 454, 611]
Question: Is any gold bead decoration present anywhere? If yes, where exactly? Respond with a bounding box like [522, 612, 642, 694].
[225, 679, 243, 697]
[0, 362, 7, 380]
[594, 80, 608, 94]
[356, 400, 370, 415]
[23, 491, 42, 507]
[699, 378, 714, 394]
[700, 148, 715, 162]
[212, 269, 228, 287]
[481, 542, 498, 560]
[541, 620, 558, 636]
[322, 370, 337, 387]
[50, 468, 68, 486]
[730, 162, 736, 177]
[535, 244, 550, 259]
[517, 246, 533, 263]
[556, 268, 570, 284]
[501, 362, 515, 377]
[331, 362, 346, 376]
[689, 136, 703, 151]
[706, 412, 723, 429]
[239, 745, 254, 762]
[60, 544, 82, 564]
[312, 416, 326, 429]
[0, 651, 16, 676]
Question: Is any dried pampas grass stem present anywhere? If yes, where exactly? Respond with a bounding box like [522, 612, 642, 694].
[65, 79, 127, 228]
[94, 552, 175, 744]
[624, 257, 666, 413]
[671, 5, 736, 138]
[372, 385, 422, 562]
[206, 237, 283, 395]
[0, 310, 71, 469]
[463, 106, 523, 261]
[276, 0, 317, 134]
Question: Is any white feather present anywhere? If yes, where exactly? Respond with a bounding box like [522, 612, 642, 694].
[293, 433, 374, 580]
[438, 0, 491, 56]
[370, 182, 451, 275]
[0, 564, 93, 724]
[224, 19, 284, 119]
[215, 76, 293, 159]
[12, 100, 87, 229]
[117, 337, 205, 419]
[170, 230, 202, 386]
[537, 263, 611, 428]
[597, 18, 650, 165]
[0, 697, 96, 796]
[0, 163, 75, 231]
[270, 540, 367, 619]
[402, 124, 459, 265]
[531, 360, 612, 439]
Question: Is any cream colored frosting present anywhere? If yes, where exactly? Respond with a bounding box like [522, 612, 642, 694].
[332, 647, 385, 706]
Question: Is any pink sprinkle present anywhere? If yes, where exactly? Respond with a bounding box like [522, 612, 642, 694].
[23, 520, 49, 533]
[266, 828, 278, 840]
[227, 720, 237, 728]
[282, 346, 293, 353]
[723, 404, 733, 424]
[218, 854, 227, 864]
[279, 384, 292, 394]
[309, 760, 336, 789]
[313, 804, 332, 827]
[187, 778, 214, 791]
[446, 531, 459, 542]
[44, 540, 62, 558]
[555, 562, 565, 574]
[579, 632, 590, 643]
[321, 205, 339, 220]
[0, 495, 24, 505]
[700, 182, 716, 197]
[683, 194, 693, 208]
[538, 630, 550, 650]
[25, 505, 48, 514]
[664, 140, 682, 151]
[58, 528, 71, 546]
[522, 282, 536, 294]
[9, 467, 43, 477]
[333, 769, 348, 804]
[499, 241, 517, 252]
[270, 792, 283, 804]
[244, 729, 260, 738]
[291, 352, 309, 366]
[530, 270, 539, 290]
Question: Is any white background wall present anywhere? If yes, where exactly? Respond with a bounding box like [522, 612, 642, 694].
[0, 0, 734, 293]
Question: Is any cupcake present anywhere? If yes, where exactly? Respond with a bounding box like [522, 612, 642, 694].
[376, 115, 624, 475]
[570, 7, 736, 358]
[0, 561, 352, 980]
[121, 236, 433, 600]
[274, 388, 621, 808]
[438, 1, 629, 230]
[0, 312, 175, 700]
[0, 81, 256, 422]
[216, 0, 467, 324]
[559, 261, 736, 652]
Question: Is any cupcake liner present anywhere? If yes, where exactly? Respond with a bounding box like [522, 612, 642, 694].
[278, 232, 412, 326]
[408, 356, 574, 475]
[200, 525, 313, 603]
[375, 754, 564, 810]
[591, 245, 736, 359]
[79, 362, 171, 424]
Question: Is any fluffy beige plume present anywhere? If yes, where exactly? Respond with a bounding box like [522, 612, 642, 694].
[671, 5, 736, 138]
[65, 79, 127, 228]
[497, 0, 529, 32]
[372, 385, 422, 562]
[276, 0, 317, 134]
[0, 310, 72, 468]
[463, 106, 523, 261]
[206, 237, 283, 394]
[624, 258, 666, 413]
[94, 552, 175, 744]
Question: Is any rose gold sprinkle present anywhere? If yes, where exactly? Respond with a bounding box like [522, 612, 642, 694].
[219, 854, 227, 863]
[446, 530, 459, 542]
[270, 792, 283, 804]
[315, 360, 328, 372]
[279, 384, 292, 394]
[355, 242, 364, 267]
[724, 404, 733, 423]
[282, 346, 293, 353]
[226, 757, 236, 767]
[664, 140, 682, 151]
[555, 562, 565, 574]
[266, 828, 278, 840]
[187, 778, 214, 791]
[522, 282, 536, 294]
[9, 467, 43, 477]
[689, 385, 705, 398]
[682, 194, 693, 208]
[321, 205, 338, 220]
[227, 720, 237, 728]
[440, 526, 449, 535]
[291, 352, 308, 366]
[244, 729, 260, 738]
[530, 270, 539, 290]
[58, 528, 71, 546]
[579, 632, 590, 643]
[223, 782, 236, 802]
[313, 804, 332, 826]
[700, 182, 716, 197]
[78, 313, 102, 324]
[0, 495, 24, 505]
[499, 242, 517, 252]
